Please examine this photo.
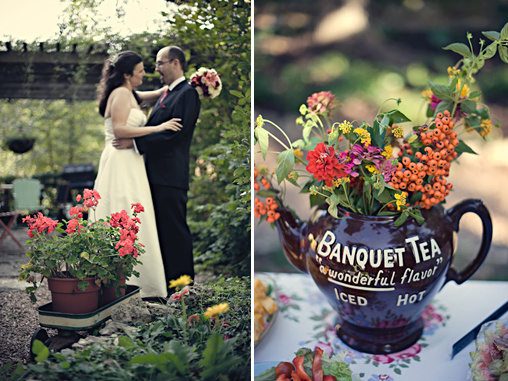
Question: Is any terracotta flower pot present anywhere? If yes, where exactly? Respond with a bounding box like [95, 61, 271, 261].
[275, 199, 492, 354]
[99, 274, 126, 306]
[47, 277, 100, 314]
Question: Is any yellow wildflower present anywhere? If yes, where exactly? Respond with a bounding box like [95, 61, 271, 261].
[365, 164, 377, 173]
[333, 177, 350, 188]
[338, 120, 353, 134]
[392, 125, 404, 138]
[309, 185, 319, 195]
[455, 80, 470, 98]
[447, 66, 460, 77]
[382, 145, 393, 158]
[394, 192, 407, 211]
[169, 275, 192, 290]
[256, 115, 264, 127]
[480, 119, 492, 137]
[353, 127, 371, 146]
[293, 148, 304, 160]
[204, 303, 229, 319]
[421, 90, 433, 101]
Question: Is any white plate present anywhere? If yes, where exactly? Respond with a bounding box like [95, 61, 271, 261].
[254, 273, 279, 347]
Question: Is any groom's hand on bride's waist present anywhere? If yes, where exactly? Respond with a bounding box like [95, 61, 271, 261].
[112, 138, 134, 150]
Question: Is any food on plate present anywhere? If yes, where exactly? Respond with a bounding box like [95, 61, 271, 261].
[255, 347, 354, 381]
[254, 276, 278, 342]
[469, 320, 508, 381]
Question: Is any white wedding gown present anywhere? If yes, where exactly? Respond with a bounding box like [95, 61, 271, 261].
[92, 108, 167, 298]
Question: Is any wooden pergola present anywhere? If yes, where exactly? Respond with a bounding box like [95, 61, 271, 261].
[0, 42, 157, 101]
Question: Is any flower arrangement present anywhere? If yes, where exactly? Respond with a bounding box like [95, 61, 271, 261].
[190, 67, 222, 99]
[18, 189, 145, 302]
[255, 24, 508, 226]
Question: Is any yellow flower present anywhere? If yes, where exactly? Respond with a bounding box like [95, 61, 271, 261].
[421, 90, 433, 101]
[447, 66, 460, 77]
[256, 115, 264, 127]
[338, 120, 353, 134]
[353, 127, 371, 146]
[394, 192, 407, 211]
[293, 148, 304, 160]
[392, 125, 404, 138]
[456, 80, 470, 98]
[299, 104, 307, 115]
[480, 119, 492, 137]
[382, 145, 393, 158]
[169, 275, 192, 290]
[365, 164, 377, 173]
[309, 185, 319, 195]
[204, 303, 229, 319]
[333, 177, 350, 188]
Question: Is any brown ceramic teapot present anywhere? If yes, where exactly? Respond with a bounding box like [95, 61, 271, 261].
[275, 199, 492, 354]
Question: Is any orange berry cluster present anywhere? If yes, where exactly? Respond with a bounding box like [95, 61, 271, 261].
[388, 110, 458, 209]
[254, 167, 271, 191]
[254, 197, 280, 223]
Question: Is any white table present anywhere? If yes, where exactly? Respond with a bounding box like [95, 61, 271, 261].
[254, 272, 508, 380]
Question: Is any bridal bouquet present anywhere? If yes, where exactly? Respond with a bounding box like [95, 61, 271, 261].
[18, 189, 145, 302]
[255, 24, 508, 226]
[190, 67, 222, 99]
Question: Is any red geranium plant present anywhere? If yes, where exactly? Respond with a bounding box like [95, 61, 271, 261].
[18, 189, 145, 302]
[254, 24, 508, 226]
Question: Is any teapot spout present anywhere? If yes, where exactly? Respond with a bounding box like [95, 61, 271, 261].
[275, 208, 308, 273]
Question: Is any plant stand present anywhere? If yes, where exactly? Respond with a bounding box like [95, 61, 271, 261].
[30, 285, 140, 359]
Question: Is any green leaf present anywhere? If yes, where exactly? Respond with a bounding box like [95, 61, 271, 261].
[469, 90, 482, 99]
[275, 149, 295, 184]
[499, 45, 508, 63]
[428, 81, 454, 101]
[254, 126, 269, 160]
[460, 99, 476, 114]
[32, 339, 50, 362]
[434, 100, 453, 116]
[443, 42, 471, 58]
[385, 109, 411, 124]
[394, 211, 409, 227]
[501, 22, 508, 39]
[455, 140, 478, 155]
[229, 90, 243, 98]
[483, 42, 498, 59]
[482, 30, 500, 41]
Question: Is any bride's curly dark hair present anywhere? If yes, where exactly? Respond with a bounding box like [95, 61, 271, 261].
[97, 51, 143, 117]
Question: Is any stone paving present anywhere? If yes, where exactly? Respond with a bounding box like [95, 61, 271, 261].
[0, 226, 29, 292]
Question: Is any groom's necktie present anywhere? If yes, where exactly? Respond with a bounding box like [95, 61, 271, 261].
[159, 87, 170, 104]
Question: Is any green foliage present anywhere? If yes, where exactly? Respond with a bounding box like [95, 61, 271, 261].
[25, 278, 251, 380]
[166, 0, 251, 276]
[18, 191, 144, 302]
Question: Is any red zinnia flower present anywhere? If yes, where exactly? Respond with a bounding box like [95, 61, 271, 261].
[306, 142, 347, 186]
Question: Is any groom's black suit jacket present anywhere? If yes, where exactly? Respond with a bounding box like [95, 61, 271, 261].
[135, 80, 201, 190]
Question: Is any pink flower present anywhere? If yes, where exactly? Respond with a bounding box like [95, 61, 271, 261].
[172, 289, 189, 301]
[76, 194, 82, 203]
[65, 219, 82, 234]
[188, 314, 200, 326]
[131, 203, 144, 214]
[306, 91, 336, 114]
[372, 343, 421, 364]
[69, 206, 84, 219]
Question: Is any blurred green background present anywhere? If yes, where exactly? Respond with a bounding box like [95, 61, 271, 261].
[254, 0, 508, 281]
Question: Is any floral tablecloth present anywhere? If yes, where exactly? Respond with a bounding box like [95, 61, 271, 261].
[254, 272, 508, 380]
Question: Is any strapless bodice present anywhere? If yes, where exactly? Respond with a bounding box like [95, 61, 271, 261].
[104, 108, 147, 142]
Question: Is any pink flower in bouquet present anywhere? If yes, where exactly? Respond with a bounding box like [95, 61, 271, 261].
[190, 67, 222, 99]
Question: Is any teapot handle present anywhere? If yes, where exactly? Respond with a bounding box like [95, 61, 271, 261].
[444, 199, 492, 285]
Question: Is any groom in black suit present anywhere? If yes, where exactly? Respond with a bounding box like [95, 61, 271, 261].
[117, 46, 201, 293]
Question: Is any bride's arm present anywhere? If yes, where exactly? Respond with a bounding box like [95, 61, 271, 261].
[110, 89, 181, 138]
[136, 86, 166, 106]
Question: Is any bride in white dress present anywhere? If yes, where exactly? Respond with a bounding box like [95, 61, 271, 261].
[94, 51, 181, 298]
